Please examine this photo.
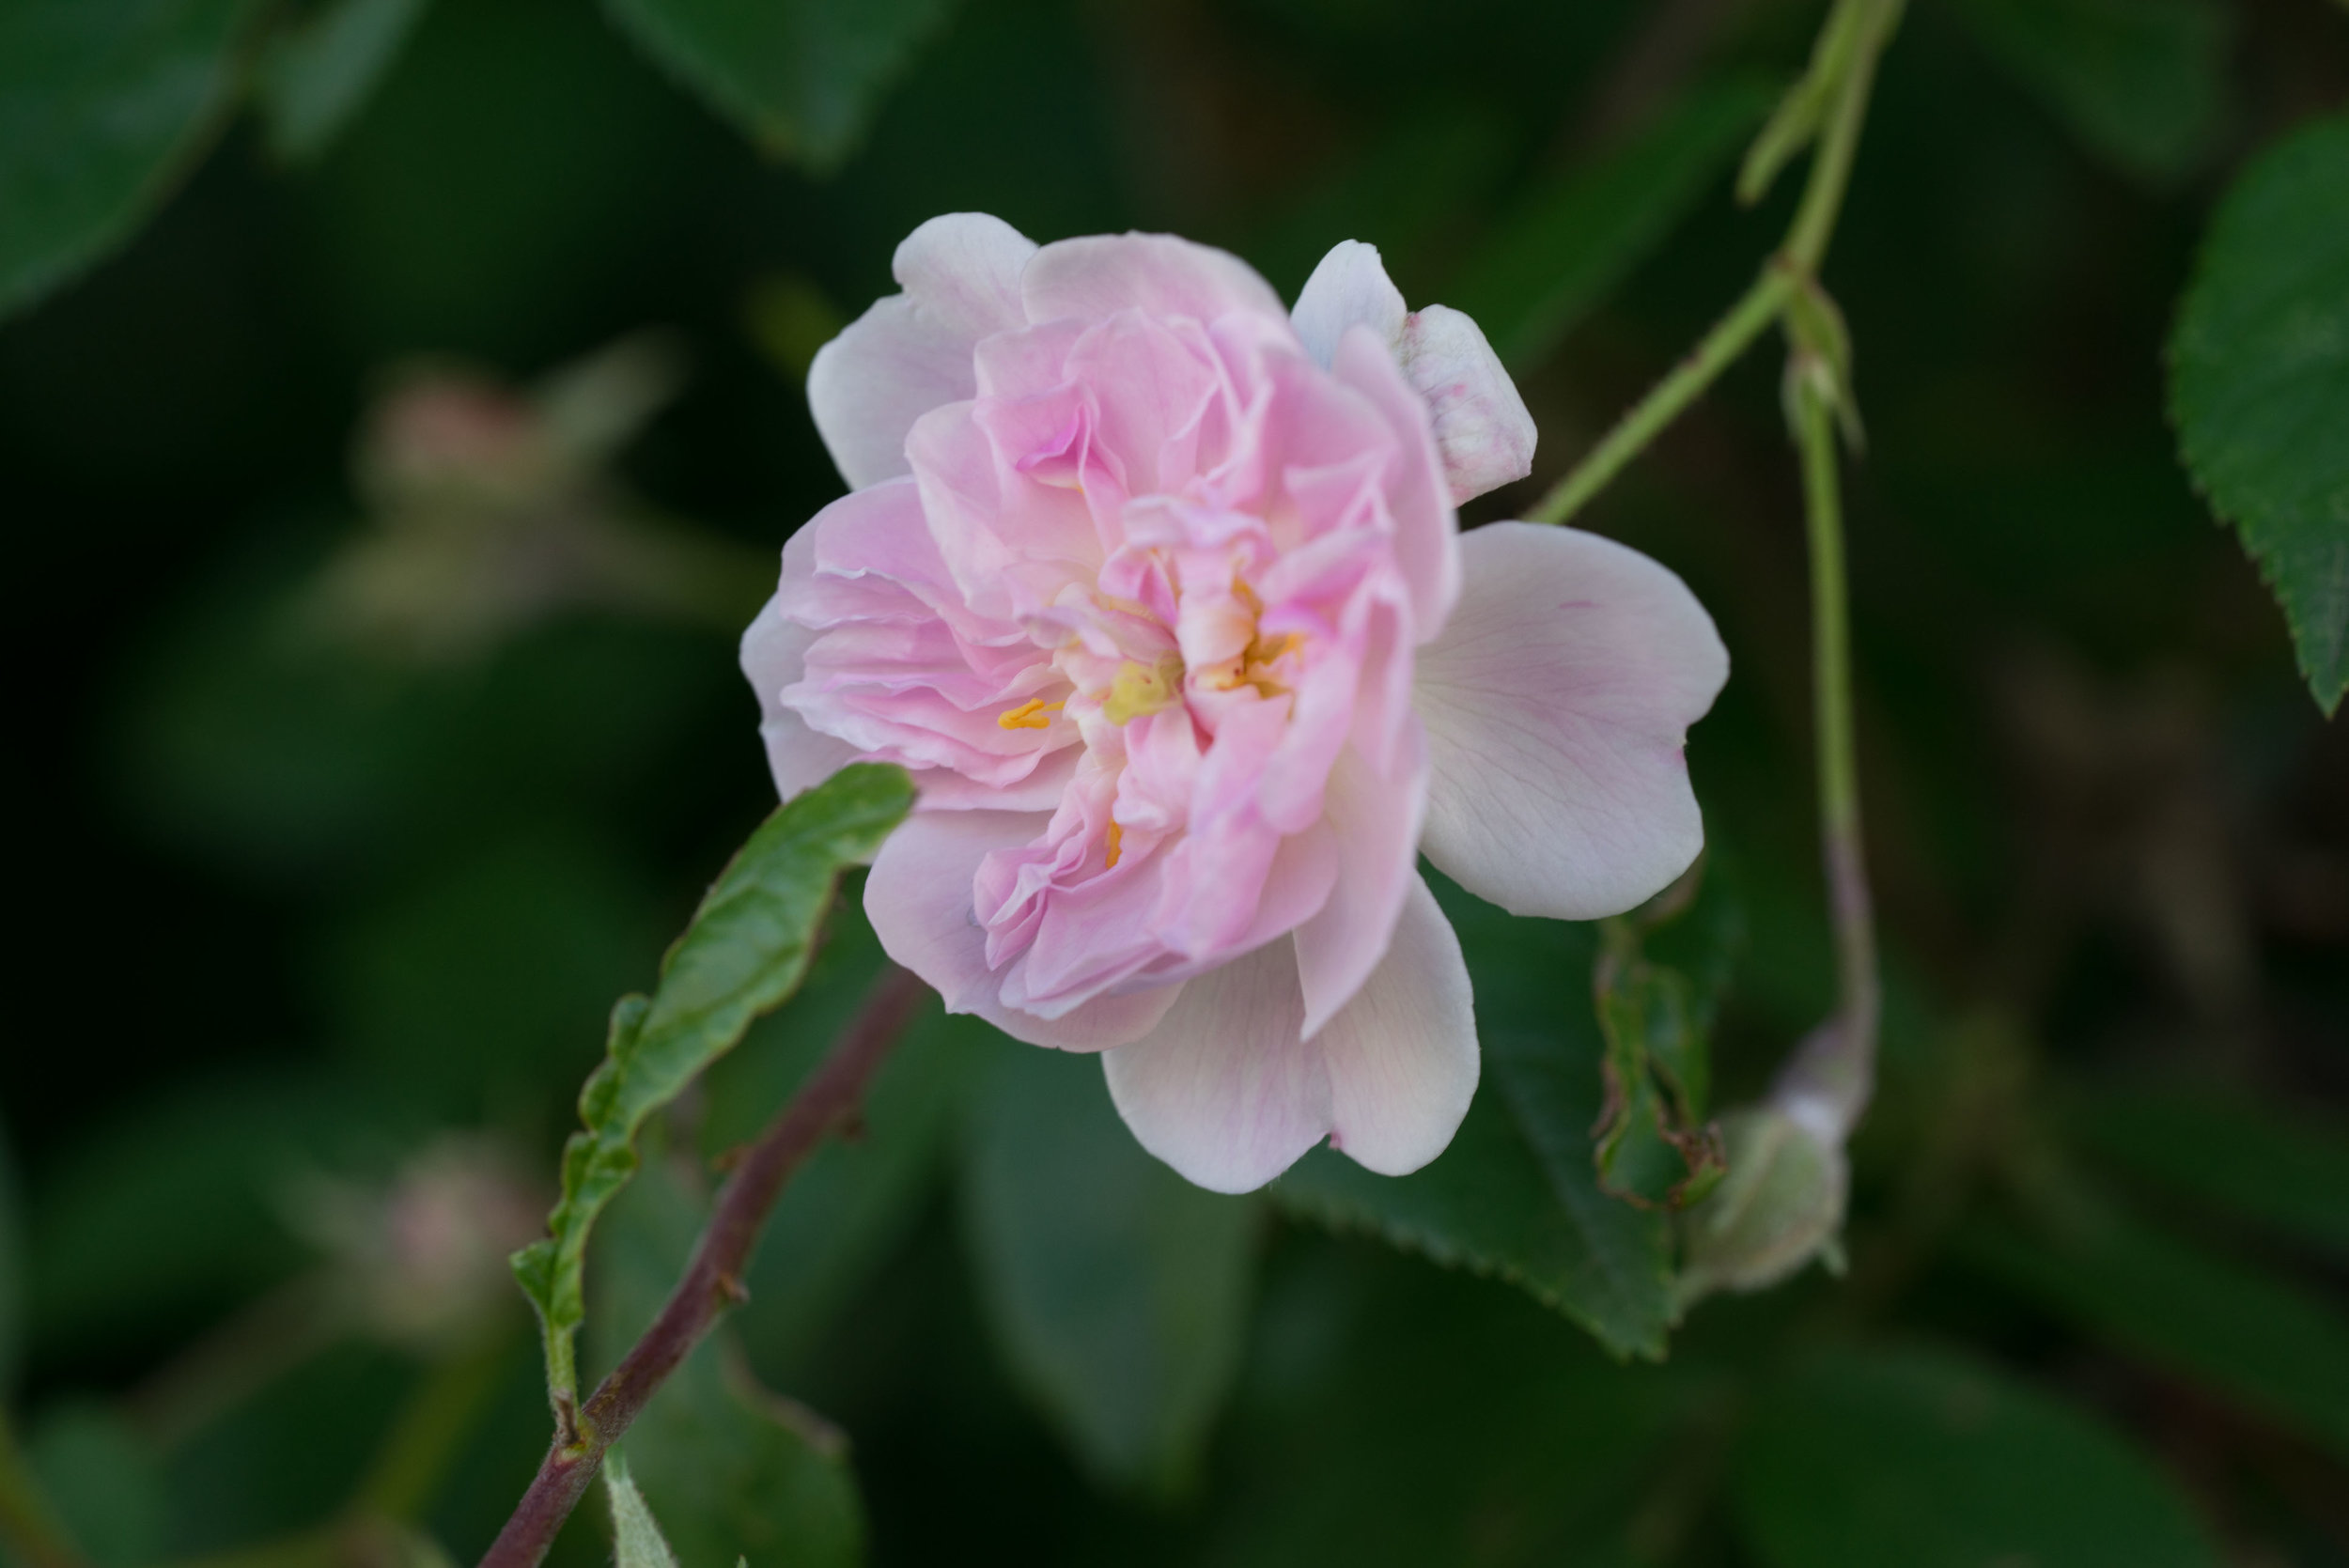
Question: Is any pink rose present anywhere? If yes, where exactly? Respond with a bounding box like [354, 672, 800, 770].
[743, 215, 1727, 1192]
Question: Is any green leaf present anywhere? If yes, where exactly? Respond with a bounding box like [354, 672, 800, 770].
[0, 0, 260, 319]
[511, 763, 915, 1410]
[256, 0, 432, 163]
[1733, 1343, 2221, 1568]
[2066, 1081, 2349, 1258]
[959, 1041, 1257, 1498]
[2169, 112, 2349, 716]
[1591, 865, 1740, 1209]
[1949, 0, 2229, 184]
[1274, 877, 1673, 1361]
[1200, 1245, 1698, 1568]
[24, 1403, 167, 1568]
[594, 1158, 864, 1568]
[1444, 76, 1776, 369]
[1957, 1197, 2349, 1462]
[600, 0, 959, 171]
[606, 1458, 682, 1568]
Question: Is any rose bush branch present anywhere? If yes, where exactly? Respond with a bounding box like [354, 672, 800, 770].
[479, 964, 928, 1568]
[1774, 348, 1880, 1136]
[1527, 0, 1905, 528]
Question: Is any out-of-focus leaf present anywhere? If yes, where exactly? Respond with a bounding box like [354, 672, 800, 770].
[606, 1458, 680, 1568]
[28, 1074, 412, 1355]
[0, 0, 257, 319]
[1958, 1197, 2349, 1461]
[593, 1159, 863, 1568]
[1203, 1241, 1698, 1568]
[510, 763, 914, 1409]
[2066, 1082, 2349, 1257]
[601, 0, 958, 171]
[26, 1403, 167, 1568]
[710, 900, 974, 1378]
[1445, 76, 1776, 368]
[256, 0, 430, 163]
[0, 1117, 22, 1390]
[2169, 111, 2349, 716]
[1951, 0, 2228, 184]
[959, 1041, 1256, 1498]
[1275, 877, 1673, 1361]
[325, 826, 663, 1118]
[126, 550, 737, 881]
[1243, 108, 1512, 303]
[1734, 1343, 2221, 1568]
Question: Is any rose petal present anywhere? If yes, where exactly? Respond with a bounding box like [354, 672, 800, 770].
[807, 213, 1036, 490]
[1399, 304, 1535, 505]
[741, 593, 862, 800]
[1319, 875, 1478, 1176]
[867, 808, 1181, 1049]
[1290, 240, 1407, 369]
[1291, 725, 1428, 1038]
[1100, 937, 1330, 1193]
[1417, 520, 1728, 920]
[1022, 232, 1290, 330]
[1331, 323, 1461, 636]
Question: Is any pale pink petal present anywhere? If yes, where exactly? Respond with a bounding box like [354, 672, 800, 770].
[1398, 305, 1534, 505]
[740, 595, 861, 800]
[1291, 724, 1428, 1038]
[1321, 876, 1477, 1175]
[808, 213, 1036, 490]
[1022, 233, 1289, 331]
[866, 809, 1181, 1050]
[1416, 522, 1728, 920]
[1290, 240, 1407, 368]
[1289, 241, 1532, 506]
[1101, 939, 1330, 1193]
[1330, 324, 1461, 636]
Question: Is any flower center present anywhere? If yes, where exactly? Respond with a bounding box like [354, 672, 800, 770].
[1102, 653, 1187, 725]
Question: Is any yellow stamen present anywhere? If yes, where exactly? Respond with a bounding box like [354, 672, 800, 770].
[997, 698, 1064, 730]
[1103, 654, 1186, 725]
[1104, 820, 1124, 868]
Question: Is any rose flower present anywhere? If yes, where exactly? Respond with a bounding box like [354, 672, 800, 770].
[744, 216, 1726, 1192]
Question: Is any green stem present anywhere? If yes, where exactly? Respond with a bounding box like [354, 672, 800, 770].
[1525, 268, 1794, 526]
[1785, 0, 1903, 272]
[1524, 0, 1904, 527]
[0, 1412, 88, 1568]
[1777, 374, 1879, 1135]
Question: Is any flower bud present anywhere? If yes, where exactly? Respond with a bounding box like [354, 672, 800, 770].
[1674, 1099, 1849, 1311]
[294, 1135, 545, 1351]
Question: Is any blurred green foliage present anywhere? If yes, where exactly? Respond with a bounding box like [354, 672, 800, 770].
[3, 0, 2346, 1566]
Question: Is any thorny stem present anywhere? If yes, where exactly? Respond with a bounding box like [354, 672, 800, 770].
[1525, 0, 1904, 528]
[0, 1412, 88, 1568]
[476, 965, 929, 1568]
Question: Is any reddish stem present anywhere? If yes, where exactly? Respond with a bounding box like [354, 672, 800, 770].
[477, 965, 928, 1568]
